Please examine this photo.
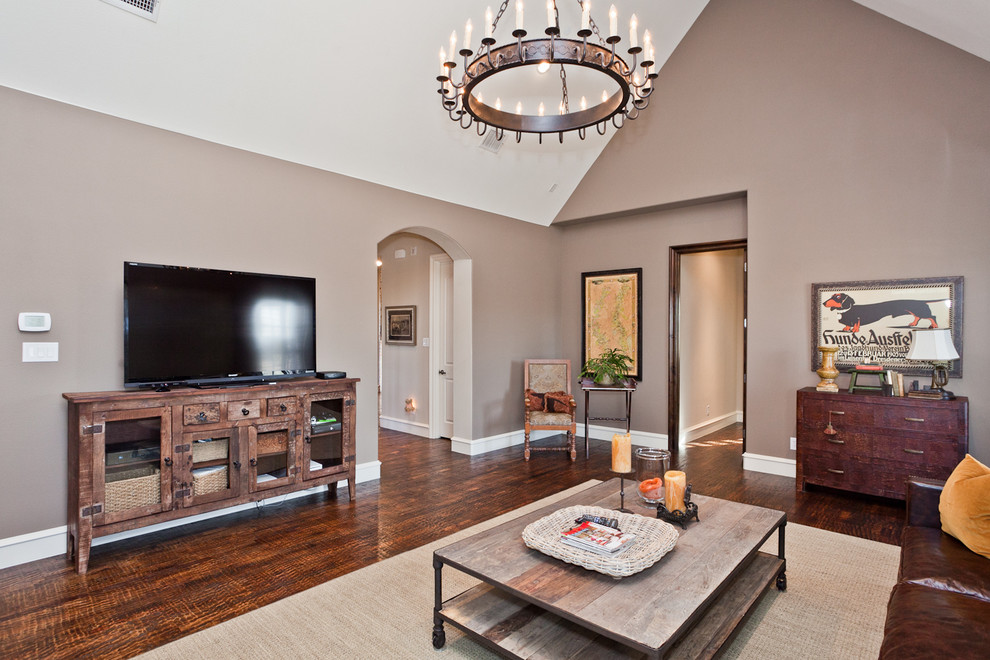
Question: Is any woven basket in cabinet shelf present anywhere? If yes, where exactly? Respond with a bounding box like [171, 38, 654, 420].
[192, 438, 229, 463]
[105, 469, 161, 513]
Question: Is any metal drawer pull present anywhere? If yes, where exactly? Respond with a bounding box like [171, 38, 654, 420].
[827, 468, 845, 475]
[904, 417, 925, 423]
[903, 448, 924, 455]
[830, 411, 845, 415]
[241, 408, 250, 416]
[826, 437, 845, 445]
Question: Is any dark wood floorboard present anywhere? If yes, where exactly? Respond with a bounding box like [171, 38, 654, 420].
[0, 423, 904, 659]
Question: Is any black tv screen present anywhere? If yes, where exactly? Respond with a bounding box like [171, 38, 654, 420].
[124, 262, 316, 388]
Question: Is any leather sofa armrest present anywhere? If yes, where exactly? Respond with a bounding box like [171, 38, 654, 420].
[905, 478, 944, 529]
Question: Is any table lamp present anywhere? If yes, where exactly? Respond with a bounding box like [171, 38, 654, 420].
[906, 328, 959, 399]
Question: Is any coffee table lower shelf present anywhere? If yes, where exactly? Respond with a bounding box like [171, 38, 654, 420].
[436, 552, 784, 659]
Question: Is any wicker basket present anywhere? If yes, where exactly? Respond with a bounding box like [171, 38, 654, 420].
[193, 466, 229, 496]
[257, 430, 288, 455]
[105, 470, 161, 513]
[192, 438, 229, 463]
[522, 505, 679, 578]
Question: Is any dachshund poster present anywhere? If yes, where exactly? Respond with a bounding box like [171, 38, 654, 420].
[812, 276, 963, 377]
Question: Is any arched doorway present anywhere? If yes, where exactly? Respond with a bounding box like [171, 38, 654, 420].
[377, 227, 473, 445]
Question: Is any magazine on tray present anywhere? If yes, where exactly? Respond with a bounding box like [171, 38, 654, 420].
[560, 520, 636, 556]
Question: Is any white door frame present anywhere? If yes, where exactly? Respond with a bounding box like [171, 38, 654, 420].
[429, 253, 454, 438]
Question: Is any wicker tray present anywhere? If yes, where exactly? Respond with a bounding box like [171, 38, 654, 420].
[522, 505, 679, 578]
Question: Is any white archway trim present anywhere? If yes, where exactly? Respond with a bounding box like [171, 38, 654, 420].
[388, 226, 474, 447]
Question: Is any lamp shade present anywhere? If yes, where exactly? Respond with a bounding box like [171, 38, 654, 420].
[906, 328, 959, 361]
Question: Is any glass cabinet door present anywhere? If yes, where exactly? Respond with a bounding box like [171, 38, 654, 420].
[181, 428, 242, 506]
[304, 395, 348, 479]
[94, 407, 171, 525]
[248, 420, 297, 491]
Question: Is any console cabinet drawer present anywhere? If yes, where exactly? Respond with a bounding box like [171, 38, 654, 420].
[227, 399, 261, 420]
[183, 403, 221, 426]
[267, 396, 298, 416]
[796, 388, 967, 500]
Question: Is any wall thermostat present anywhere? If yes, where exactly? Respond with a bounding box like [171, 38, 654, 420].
[18, 312, 51, 332]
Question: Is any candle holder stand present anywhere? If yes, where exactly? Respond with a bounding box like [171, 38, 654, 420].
[656, 484, 700, 529]
[611, 469, 634, 513]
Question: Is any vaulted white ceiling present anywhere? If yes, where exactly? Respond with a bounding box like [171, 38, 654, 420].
[0, 1, 987, 225]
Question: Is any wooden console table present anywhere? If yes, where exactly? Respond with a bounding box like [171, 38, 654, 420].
[65, 377, 358, 573]
[581, 384, 635, 458]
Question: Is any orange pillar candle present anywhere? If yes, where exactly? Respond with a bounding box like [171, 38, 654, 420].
[611, 433, 632, 473]
[664, 470, 687, 513]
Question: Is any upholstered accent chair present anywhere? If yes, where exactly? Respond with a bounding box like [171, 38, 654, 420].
[524, 359, 577, 461]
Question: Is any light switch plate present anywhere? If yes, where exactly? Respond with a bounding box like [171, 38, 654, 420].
[23, 342, 58, 362]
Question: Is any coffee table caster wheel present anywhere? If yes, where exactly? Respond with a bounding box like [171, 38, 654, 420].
[776, 572, 787, 591]
[432, 626, 446, 648]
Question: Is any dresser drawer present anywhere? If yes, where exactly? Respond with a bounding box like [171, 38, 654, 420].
[801, 453, 873, 492]
[183, 403, 221, 426]
[227, 399, 261, 420]
[798, 428, 872, 457]
[874, 406, 965, 435]
[872, 434, 964, 473]
[799, 399, 875, 429]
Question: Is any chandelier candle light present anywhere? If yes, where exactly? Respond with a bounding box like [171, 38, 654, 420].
[437, 1, 658, 143]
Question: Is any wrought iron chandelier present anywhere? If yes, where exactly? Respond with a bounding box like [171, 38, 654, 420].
[437, 1, 657, 143]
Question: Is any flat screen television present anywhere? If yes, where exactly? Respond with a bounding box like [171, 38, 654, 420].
[124, 262, 316, 388]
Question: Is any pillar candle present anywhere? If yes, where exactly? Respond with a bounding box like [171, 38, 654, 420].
[664, 470, 686, 513]
[611, 433, 631, 473]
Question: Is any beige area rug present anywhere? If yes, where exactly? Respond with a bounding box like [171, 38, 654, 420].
[141, 482, 899, 659]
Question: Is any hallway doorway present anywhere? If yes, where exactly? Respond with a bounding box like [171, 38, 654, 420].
[668, 240, 747, 458]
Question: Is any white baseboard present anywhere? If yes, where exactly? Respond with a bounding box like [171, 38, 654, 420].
[379, 415, 430, 438]
[742, 452, 797, 478]
[680, 411, 743, 444]
[450, 425, 669, 456]
[0, 460, 382, 571]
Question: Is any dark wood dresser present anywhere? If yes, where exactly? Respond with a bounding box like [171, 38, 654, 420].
[796, 387, 968, 500]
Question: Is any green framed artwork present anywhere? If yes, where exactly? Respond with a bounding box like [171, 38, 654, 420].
[582, 268, 643, 380]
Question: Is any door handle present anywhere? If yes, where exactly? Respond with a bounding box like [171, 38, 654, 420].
[439, 370, 447, 375]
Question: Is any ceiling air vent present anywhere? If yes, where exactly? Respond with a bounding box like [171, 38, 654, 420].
[99, 0, 161, 22]
[478, 129, 504, 155]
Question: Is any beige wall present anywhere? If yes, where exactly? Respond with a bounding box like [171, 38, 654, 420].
[559, 198, 748, 432]
[0, 86, 562, 538]
[559, 0, 990, 462]
[680, 249, 745, 439]
[378, 232, 446, 428]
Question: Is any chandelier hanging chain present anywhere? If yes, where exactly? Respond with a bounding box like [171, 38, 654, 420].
[559, 65, 569, 113]
[438, 1, 659, 143]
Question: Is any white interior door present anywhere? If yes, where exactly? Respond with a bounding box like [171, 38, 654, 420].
[430, 254, 454, 439]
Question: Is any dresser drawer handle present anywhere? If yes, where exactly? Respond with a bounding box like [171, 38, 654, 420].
[827, 468, 845, 475]
[826, 437, 845, 445]
[904, 417, 925, 423]
[903, 448, 924, 455]
[830, 411, 845, 415]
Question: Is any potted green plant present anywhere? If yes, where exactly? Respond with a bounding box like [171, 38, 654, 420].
[580, 348, 634, 387]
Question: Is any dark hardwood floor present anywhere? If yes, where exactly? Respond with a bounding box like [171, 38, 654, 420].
[0, 424, 904, 659]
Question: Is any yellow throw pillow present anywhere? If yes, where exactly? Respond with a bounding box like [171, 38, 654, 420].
[939, 454, 990, 560]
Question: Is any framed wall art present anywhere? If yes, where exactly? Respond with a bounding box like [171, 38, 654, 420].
[385, 305, 416, 345]
[582, 268, 643, 380]
[811, 276, 963, 376]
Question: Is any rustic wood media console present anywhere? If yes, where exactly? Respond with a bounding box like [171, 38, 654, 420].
[65, 377, 358, 573]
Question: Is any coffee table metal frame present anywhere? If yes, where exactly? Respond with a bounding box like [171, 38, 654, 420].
[431, 480, 786, 659]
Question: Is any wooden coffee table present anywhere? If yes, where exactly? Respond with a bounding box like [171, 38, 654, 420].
[432, 480, 786, 659]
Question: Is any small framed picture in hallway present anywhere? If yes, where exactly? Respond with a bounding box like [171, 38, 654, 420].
[385, 305, 417, 345]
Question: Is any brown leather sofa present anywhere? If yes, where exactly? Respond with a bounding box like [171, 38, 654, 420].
[879, 478, 990, 659]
